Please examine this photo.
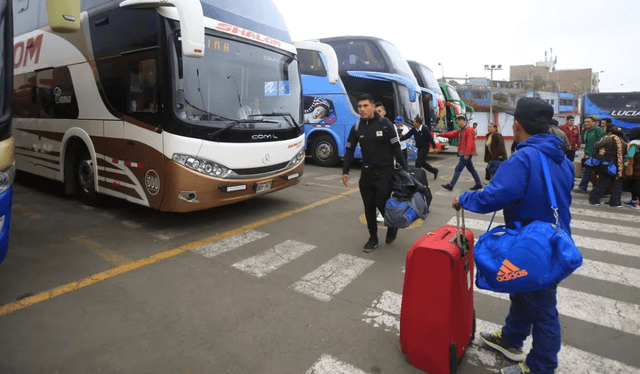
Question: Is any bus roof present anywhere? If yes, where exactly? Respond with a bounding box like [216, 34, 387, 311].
[200, 0, 291, 43]
[319, 35, 418, 85]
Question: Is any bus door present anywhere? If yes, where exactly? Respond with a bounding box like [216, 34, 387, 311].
[346, 71, 421, 121]
[420, 87, 439, 129]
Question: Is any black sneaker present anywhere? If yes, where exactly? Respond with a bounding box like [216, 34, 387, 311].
[470, 184, 483, 191]
[385, 228, 398, 244]
[433, 168, 439, 180]
[441, 184, 453, 191]
[363, 237, 379, 252]
[480, 330, 525, 362]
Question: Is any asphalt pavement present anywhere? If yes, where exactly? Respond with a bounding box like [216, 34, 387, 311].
[0, 140, 638, 374]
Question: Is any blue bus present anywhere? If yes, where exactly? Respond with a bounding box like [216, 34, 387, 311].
[0, 0, 13, 263]
[408, 60, 446, 131]
[582, 92, 640, 134]
[296, 36, 423, 166]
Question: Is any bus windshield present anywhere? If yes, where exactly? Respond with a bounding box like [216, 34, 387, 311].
[398, 85, 421, 121]
[172, 33, 302, 129]
[445, 86, 462, 101]
[416, 65, 441, 94]
[377, 40, 417, 83]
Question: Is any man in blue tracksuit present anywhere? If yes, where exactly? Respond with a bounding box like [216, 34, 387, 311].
[452, 98, 574, 374]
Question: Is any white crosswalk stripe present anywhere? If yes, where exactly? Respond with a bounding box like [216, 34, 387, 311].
[476, 287, 640, 336]
[452, 214, 639, 239]
[186, 199, 639, 372]
[291, 254, 374, 302]
[447, 217, 640, 259]
[193, 230, 269, 258]
[360, 291, 639, 373]
[231, 240, 316, 278]
[305, 354, 369, 374]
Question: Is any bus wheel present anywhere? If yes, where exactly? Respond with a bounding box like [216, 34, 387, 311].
[77, 151, 99, 205]
[311, 134, 339, 166]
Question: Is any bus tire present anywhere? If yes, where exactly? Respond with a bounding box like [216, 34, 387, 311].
[76, 149, 99, 205]
[311, 134, 339, 167]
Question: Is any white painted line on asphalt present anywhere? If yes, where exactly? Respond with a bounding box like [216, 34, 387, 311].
[193, 230, 269, 258]
[571, 235, 640, 258]
[574, 258, 640, 289]
[447, 218, 640, 258]
[475, 319, 640, 374]
[231, 240, 316, 278]
[148, 229, 194, 241]
[570, 207, 640, 224]
[305, 354, 369, 374]
[475, 288, 640, 337]
[467, 212, 639, 239]
[314, 174, 342, 181]
[291, 254, 374, 302]
[360, 290, 639, 373]
[361, 291, 401, 334]
[570, 218, 639, 238]
[478, 202, 640, 223]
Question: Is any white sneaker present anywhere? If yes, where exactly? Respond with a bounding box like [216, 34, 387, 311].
[376, 211, 384, 223]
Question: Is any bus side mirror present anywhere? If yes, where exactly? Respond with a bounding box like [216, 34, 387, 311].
[293, 41, 339, 84]
[46, 0, 81, 32]
[120, 0, 205, 58]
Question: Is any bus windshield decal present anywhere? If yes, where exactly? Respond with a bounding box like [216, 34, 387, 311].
[213, 22, 282, 48]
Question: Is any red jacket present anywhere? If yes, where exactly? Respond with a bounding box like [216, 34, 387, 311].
[440, 125, 477, 156]
[559, 124, 581, 151]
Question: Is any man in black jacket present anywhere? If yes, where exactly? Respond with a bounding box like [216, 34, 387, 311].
[343, 94, 409, 252]
[400, 116, 439, 179]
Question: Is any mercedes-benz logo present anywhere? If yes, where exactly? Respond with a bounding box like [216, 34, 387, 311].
[262, 154, 271, 164]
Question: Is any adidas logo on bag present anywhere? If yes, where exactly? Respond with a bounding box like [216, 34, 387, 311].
[496, 259, 528, 282]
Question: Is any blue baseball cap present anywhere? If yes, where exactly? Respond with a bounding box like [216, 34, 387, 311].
[394, 116, 404, 123]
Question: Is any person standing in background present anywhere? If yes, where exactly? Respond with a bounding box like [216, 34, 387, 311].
[484, 123, 507, 181]
[560, 116, 581, 160]
[549, 119, 570, 153]
[578, 117, 606, 192]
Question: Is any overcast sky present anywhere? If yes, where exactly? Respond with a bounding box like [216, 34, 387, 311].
[272, 0, 640, 92]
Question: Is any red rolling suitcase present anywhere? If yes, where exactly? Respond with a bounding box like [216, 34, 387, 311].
[400, 207, 475, 374]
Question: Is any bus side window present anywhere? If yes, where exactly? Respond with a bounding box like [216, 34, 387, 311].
[129, 58, 157, 113]
[36, 67, 79, 119]
[13, 72, 37, 118]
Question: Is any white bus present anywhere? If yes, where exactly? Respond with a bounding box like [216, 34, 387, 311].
[13, 0, 305, 212]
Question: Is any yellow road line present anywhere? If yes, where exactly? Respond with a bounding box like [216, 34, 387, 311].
[304, 181, 351, 189]
[0, 188, 360, 317]
[71, 235, 133, 266]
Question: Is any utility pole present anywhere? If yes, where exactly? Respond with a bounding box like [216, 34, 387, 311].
[484, 64, 502, 122]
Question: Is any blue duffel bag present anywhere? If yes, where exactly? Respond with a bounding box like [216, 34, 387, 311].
[384, 192, 428, 229]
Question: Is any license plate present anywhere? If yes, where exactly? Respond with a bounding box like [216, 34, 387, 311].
[256, 181, 272, 193]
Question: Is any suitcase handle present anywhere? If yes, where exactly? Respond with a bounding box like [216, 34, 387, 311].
[452, 204, 470, 257]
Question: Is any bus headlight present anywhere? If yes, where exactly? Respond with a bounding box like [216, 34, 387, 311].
[0, 162, 16, 194]
[172, 154, 232, 178]
[287, 149, 305, 168]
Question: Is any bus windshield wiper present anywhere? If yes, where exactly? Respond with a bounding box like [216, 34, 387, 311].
[206, 118, 279, 140]
[254, 112, 301, 131]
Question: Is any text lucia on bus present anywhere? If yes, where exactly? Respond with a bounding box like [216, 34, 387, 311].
[610, 110, 640, 117]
